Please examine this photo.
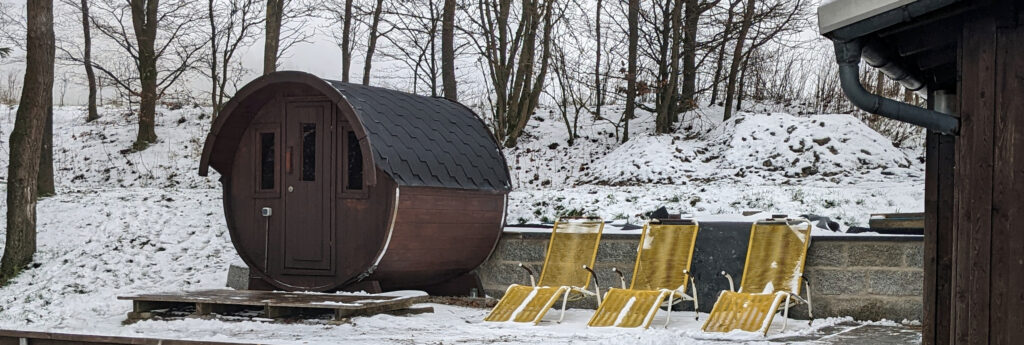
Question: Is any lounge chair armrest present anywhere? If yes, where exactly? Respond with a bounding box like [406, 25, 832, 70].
[518, 263, 537, 286]
[583, 265, 600, 288]
[720, 271, 735, 292]
[583, 265, 602, 304]
[611, 267, 627, 289]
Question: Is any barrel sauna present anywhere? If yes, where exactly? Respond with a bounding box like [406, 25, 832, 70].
[199, 71, 511, 293]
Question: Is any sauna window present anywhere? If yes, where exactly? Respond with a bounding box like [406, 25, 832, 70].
[259, 132, 275, 190]
[301, 123, 316, 181]
[346, 131, 363, 190]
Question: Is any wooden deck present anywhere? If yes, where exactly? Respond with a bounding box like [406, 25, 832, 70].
[118, 289, 431, 323]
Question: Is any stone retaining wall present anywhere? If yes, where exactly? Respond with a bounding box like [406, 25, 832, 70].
[477, 231, 922, 321]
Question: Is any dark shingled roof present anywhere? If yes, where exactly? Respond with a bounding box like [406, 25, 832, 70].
[326, 80, 511, 192]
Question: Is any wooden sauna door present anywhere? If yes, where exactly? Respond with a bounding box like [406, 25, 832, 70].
[282, 101, 333, 273]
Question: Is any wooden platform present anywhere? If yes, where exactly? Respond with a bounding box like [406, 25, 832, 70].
[118, 289, 431, 323]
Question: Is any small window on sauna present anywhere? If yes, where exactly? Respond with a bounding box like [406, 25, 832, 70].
[259, 132, 275, 190]
[301, 123, 316, 181]
[346, 131, 363, 190]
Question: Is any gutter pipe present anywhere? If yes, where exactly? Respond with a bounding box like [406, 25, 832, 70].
[833, 39, 959, 136]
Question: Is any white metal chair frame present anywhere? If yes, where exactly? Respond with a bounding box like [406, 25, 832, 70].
[516, 263, 602, 323]
[609, 267, 701, 328]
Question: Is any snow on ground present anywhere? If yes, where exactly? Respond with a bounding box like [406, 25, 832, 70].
[0, 103, 923, 342]
[0, 105, 218, 190]
[0, 188, 902, 344]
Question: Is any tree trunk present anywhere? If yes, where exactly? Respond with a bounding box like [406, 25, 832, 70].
[264, 0, 283, 75]
[441, 0, 457, 100]
[362, 0, 384, 85]
[735, 54, 748, 111]
[679, 0, 699, 112]
[623, 0, 638, 143]
[709, 0, 739, 106]
[722, 0, 754, 121]
[656, 0, 682, 133]
[81, 0, 98, 122]
[2, 0, 53, 286]
[504, 0, 555, 146]
[594, 0, 601, 120]
[37, 106, 54, 197]
[340, 0, 353, 82]
[130, 0, 159, 151]
[208, 0, 218, 120]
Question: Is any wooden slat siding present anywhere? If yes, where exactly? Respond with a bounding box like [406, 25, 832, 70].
[992, 11, 1024, 344]
[937, 133, 956, 345]
[924, 130, 936, 345]
[372, 187, 504, 289]
[398, 190, 505, 211]
[399, 211, 504, 224]
[956, 13, 996, 345]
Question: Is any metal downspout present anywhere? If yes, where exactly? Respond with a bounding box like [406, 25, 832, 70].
[833, 39, 960, 136]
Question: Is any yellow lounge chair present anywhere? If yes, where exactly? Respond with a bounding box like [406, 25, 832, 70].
[587, 219, 701, 329]
[701, 216, 814, 335]
[484, 217, 605, 324]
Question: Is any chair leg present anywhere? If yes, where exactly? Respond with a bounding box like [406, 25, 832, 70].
[664, 291, 676, 328]
[691, 276, 700, 321]
[805, 280, 814, 326]
[557, 288, 572, 324]
[781, 294, 792, 333]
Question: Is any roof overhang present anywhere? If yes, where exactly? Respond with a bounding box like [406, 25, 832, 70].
[818, 0, 917, 35]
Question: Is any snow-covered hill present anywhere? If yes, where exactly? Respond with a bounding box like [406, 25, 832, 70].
[504, 105, 923, 227]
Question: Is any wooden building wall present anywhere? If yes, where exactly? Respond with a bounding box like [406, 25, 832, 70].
[926, 5, 1024, 345]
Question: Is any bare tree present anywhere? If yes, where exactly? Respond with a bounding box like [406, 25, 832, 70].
[86, 0, 205, 150]
[722, 0, 809, 120]
[721, 0, 754, 121]
[623, 0, 638, 142]
[679, 0, 719, 111]
[340, 0, 353, 81]
[441, 0, 456, 100]
[79, 0, 99, 122]
[263, 0, 282, 74]
[652, 0, 683, 134]
[206, 0, 263, 120]
[319, 0, 366, 82]
[2, 0, 54, 286]
[362, 0, 385, 85]
[468, 0, 559, 147]
[591, 2, 600, 116]
[379, 0, 443, 95]
[708, 0, 740, 106]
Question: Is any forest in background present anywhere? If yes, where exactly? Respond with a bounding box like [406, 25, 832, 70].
[0, 0, 923, 151]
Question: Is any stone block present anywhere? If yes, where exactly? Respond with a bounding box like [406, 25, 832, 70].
[868, 269, 923, 296]
[226, 262, 249, 290]
[806, 241, 847, 267]
[804, 296, 921, 321]
[479, 261, 539, 288]
[903, 244, 923, 268]
[846, 242, 906, 267]
[805, 267, 867, 295]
